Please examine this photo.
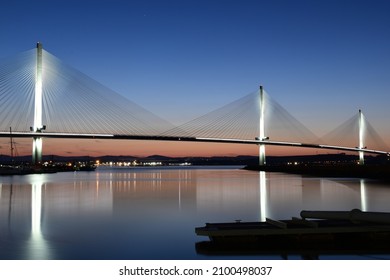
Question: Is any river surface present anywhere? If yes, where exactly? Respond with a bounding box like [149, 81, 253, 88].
[1, 166, 389, 260]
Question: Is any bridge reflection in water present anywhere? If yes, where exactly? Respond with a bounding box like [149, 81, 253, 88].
[0, 168, 388, 259]
[29, 176, 49, 259]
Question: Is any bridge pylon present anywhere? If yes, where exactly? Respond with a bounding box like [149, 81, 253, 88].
[32, 42, 45, 165]
[358, 109, 365, 165]
[258, 85, 266, 165]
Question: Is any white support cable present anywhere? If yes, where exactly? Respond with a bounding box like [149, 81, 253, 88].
[0, 47, 388, 157]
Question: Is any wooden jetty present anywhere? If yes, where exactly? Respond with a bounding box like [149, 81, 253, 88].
[195, 209, 390, 256]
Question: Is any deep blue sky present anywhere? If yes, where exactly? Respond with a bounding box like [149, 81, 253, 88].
[1, 0, 390, 141]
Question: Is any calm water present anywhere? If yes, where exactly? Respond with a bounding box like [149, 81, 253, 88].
[1, 166, 390, 260]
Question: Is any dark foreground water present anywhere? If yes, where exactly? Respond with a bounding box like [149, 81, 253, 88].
[1, 166, 390, 260]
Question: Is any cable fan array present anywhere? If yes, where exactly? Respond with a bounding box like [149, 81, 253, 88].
[0, 47, 388, 153]
[0, 49, 175, 135]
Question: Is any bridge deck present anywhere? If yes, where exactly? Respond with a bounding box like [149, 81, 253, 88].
[0, 132, 388, 156]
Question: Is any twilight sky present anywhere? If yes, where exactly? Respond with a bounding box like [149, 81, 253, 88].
[1, 0, 389, 157]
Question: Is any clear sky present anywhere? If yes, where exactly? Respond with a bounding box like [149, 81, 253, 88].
[1, 0, 389, 157]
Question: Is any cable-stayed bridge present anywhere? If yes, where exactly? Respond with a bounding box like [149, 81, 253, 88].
[0, 43, 389, 165]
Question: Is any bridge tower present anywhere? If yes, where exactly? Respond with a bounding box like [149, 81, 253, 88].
[358, 109, 365, 165]
[258, 85, 266, 165]
[32, 42, 45, 165]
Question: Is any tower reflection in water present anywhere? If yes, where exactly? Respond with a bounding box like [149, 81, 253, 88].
[259, 171, 267, 222]
[360, 179, 367, 212]
[28, 174, 50, 259]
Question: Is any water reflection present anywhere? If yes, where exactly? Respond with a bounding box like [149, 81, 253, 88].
[360, 179, 367, 211]
[29, 175, 50, 259]
[0, 168, 390, 259]
[259, 171, 267, 222]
